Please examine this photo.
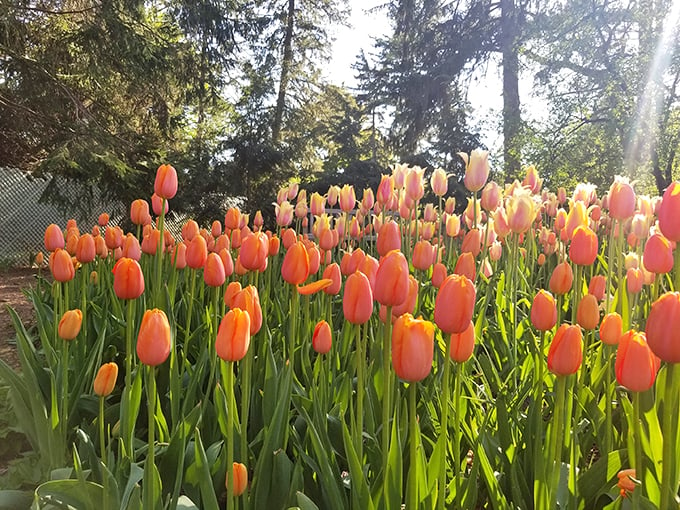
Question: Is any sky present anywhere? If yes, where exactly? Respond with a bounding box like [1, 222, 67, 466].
[324, 0, 544, 154]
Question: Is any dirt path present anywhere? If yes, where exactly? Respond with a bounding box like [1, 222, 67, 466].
[0, 268, 39, 369]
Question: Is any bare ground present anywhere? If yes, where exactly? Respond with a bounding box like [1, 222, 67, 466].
[0, 268, 38, 370]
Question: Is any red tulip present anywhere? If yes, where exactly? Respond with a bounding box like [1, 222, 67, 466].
[547, 324, 583, 376]
[112, 258, 145, 299]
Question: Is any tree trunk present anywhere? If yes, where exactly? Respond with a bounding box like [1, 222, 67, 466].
[501, 0, 521, 181]
[272, 0, 295, 144]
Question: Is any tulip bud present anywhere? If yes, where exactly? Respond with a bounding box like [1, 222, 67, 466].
[44, 224, 65, 252]
[547, 324, 583, 376]
[531, 290, 557, 331]
[93, 362, 118, 397]
[58, 309, 83, 340]
[216, 308, 251, 362]
[600, 312, 623, 345]
[576, 294, 600, 330]
[137, 309, 171, 366]
[112, 258, 145, 300]
[312, 320, 332, 354]
[615, 330, 659, 392]
[449, 321, 475, 363]
[392, 313, 435, 382]
[343, 271, 373, 324]
[646, 292, 680, 363]
[434, 274, 476, 334]
[230, 462, 248, 497]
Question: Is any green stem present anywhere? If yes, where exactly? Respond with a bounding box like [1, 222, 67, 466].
[61, 339, 69, 437]
[154, 199, 166, 306]
[124, 298, 135, 457]
[224, 361, 235, 510]
[436, 351, 451, 510]
[453, 363, 462, 508]
[549, 376, 568, 510]
[288, 288, 299, 365]
[240, 342, 253, 465]
[99, 396, 106, 464]
[355, 323, 364, 461]
[633, 391, 643, 507]
[145, 366, 156, 510]
[408, 382, 418, 510]
[181, 269, 197, 374]
[660, 363, 679, 510]
[382, 306, 393, 476]
[604, 345, 614, 456]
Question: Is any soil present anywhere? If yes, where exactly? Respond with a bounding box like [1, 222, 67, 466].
[0, 268, 39, 370]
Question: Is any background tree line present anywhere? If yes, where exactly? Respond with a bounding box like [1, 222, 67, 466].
[1, 0, 678, 224]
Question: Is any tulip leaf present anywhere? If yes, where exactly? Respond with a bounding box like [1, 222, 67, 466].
[342, 418, 375, 510]
[192, 429, 219, 510]
[295, 491, 320, 510]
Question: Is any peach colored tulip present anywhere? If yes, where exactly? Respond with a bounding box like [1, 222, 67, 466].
[547, 324, 583, 376]
[93, 362, 118, 397]
[312, 320, 332, 354]
[434, 274, 476, 334]
[216, 308, 251, 362]
[449, 321, 475, 362]
[392, 313, 434, 382]
[343, 271, 373, 324]
[137, 309, 171, 366]
[113, 258, 145, 300]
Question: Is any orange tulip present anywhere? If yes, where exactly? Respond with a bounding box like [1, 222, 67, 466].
[172, 242, 187, 269]
[343, 271, 373, 325]
[281, 241, 310, 285]
[225, 207, 241, 231]
[658, 181, 680, 242]
[204, 252, 226, 287]
[645, 291, 680, 363]
[240, 232, 269, 271]
[216, 308, 251, 362]
[44, 223, 65, 251]
[141, 230, 160, 255]
[112, 257, 145, 300]
[615, 330, 659, 392]
[412, 240, 435, 271]
[431, 262, 447, 288]
[322, 263, 342, 295]
[549, 261, 573, 295]
[181, 220, 199, 242]
[230, 462, 248, 496]
[121, 234, 142, 261]
[51, 248, 75, 282]
[105, 226, 124, 250]
[569, 225, 598, 266]
[617, 469, 637, 497]
[93, 362, 118, 397]
[576, 294, 599, 330]
[373, 250, 409, 307]
[376, 221, 401, 256]
[608, 177, 636, 220]
[232, 286, 263, 335]
[600, 312, 623, 345]
[224, 281, 242, 308]
[312, 320, 332, 354]
[642, 233, 673, 274]
[339, 184, 356, 212]
[95, 235, 108, 258]
[154, 164, 178, 199]
[282, 228, 297, 250]
[531, 290, 557, 331]
[434, 274, 476, 334]
[392, 313, 435, 382]
[626, 267, 643, 294]
[461, 228, 482, 257]
[307, 244, 321, 275]
[186, 235, 208, 269]
[449, 321, 475, 363]
[453, 251, 476, 282]
[268, 235, 280, 256]
[130, 199, 149, 226]
[76, 233, 96, 264]
[211, 220, 222, 238]
[136, 309, 171, 366]
[547, 324, 583, 376]
[65, 231, 79, 256]
[58, 309, 83, 340]
[588, 275, 606, 301]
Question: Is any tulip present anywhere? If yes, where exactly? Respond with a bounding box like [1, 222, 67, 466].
[522, 165, 541, 193]
[600, 313, 623, 345]
[506, 192, 536, 234]
[615, 330, 659, 392]
[58, 309, 83, 340]
[154, 164, 178, 199]
[446, 214, 461, 238]
[204, 252, 226, 287]
[453, 251, 476, 280]
[642, 233, 673, 274]
[151, 193, 168, 216]
[431, 167, 448, 196]
[232, 286, 263, 335]
[392, 313, 435, 382]
[339, 184, 356, 212]
[460, 149, 490, 192]
[130, 199, 149, 226]
[44, 223, 65, 251]
[376, 221, 401, 256]
[281, 241, 310, 285]
[240, 232, 269, 271]
[449, 321, 475, 363]
[547, 324, 583, 376]
[658, 181, 680, 242]
[461, 228, 482, 258]
[617, 469, 636, 497]
[548, 261, 573, 295]
[569, 225, 598, 265]
[136, 309, 171, 366]
[93, 362, 118, 397]
[307, 244, 321, 275]
[51, 248, 75, 282]
[565, 201, 588, 239]
[312, 320, 332, 354]
[531, 290, 557, 331]
[371, 249, 408, 307]
[105, 226, 124, 250]
[112, 258, 145, 300]
[431, 262, 447, 288]
[181, 220, 199, 242]
[434, 274, 476, 334]
[186, 235, 208, 269]
[216, 308, 251, 362]
[404, 166, 425, 202]
[626, 267, 644, 294]
[412, 240, 435, 271]
[230, 462, 248, 497]
[76, 233, 96, 264]
[608, 177, 636, 220]
[481, 181, 501, 211]
[576, 294, 599, 330]
[646, 292, 680, 363]
[343, 271, 373, 325]
[587, 275, 606, 301]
